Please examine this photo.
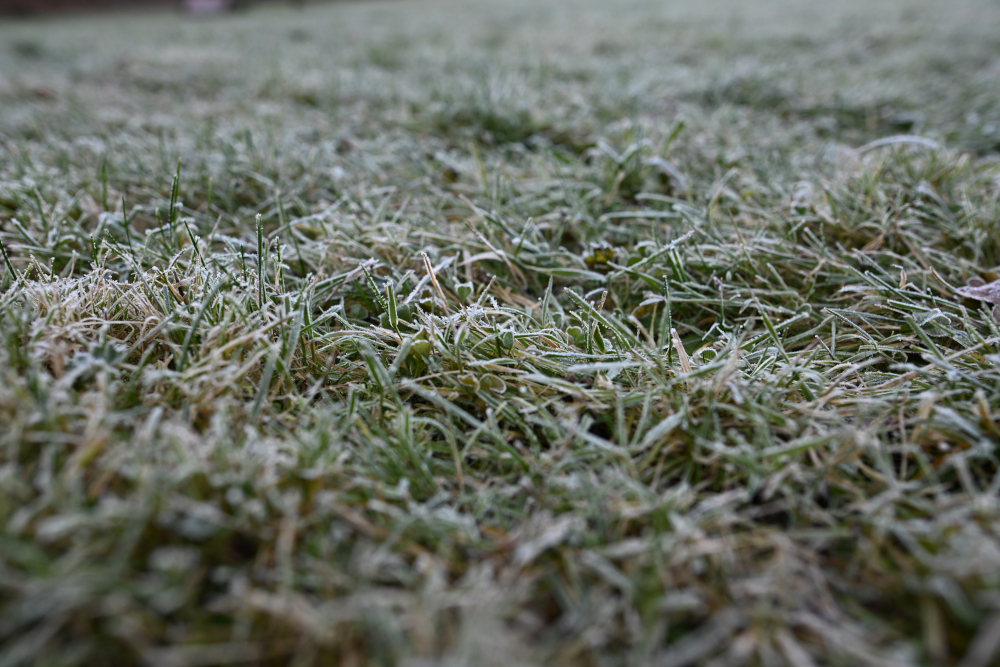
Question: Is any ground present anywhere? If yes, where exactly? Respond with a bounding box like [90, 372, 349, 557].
[2, 0, 1000, 665]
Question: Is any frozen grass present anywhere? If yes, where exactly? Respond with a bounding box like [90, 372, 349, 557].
[2, 0, 1000, 664]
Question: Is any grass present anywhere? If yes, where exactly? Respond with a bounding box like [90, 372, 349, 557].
[1, 0, 1000, 664]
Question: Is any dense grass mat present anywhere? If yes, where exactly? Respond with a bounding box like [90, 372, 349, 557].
[2, 0, 1000, 664]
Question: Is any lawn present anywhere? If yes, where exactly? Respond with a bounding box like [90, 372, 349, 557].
[2, 0, 1000, 664]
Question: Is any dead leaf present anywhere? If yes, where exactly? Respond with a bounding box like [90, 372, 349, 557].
[956, 278, 1000, 322]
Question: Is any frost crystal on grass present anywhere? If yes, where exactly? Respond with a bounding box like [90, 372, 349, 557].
[2, 0, 1000, 665]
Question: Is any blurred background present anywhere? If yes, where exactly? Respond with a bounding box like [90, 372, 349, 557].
[0, 0, 306, 14]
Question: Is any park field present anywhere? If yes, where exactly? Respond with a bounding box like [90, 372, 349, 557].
[2, 0, 1000, 664]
